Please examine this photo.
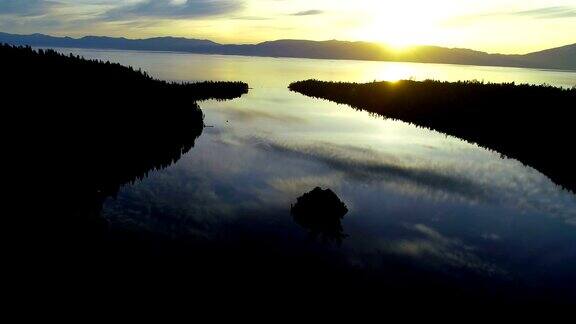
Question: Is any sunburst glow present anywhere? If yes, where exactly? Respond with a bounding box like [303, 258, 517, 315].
[0, 0, 574, 53]
[348, 1, 459, 49]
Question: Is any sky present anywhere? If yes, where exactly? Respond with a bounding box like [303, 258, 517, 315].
[0, 0, 575, 54]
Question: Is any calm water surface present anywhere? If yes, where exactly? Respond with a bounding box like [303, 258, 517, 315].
[54, 48, 576, 300]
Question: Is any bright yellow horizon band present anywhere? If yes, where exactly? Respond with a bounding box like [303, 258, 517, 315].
[1, 0, 575, 54]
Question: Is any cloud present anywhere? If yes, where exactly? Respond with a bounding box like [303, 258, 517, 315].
[448, 5, 576, 25]
[249, 139, 491, 201]
[512, 6, 576, 19]
[385, 224, 505, 276]
[211, 106, 305, 123]
[444, 5, 576, 27]
[241, 136, 576, 226]
[232, 15, 270, 21]
[267, 175, 342, 197]
[290, 10, 323, 16]
[104, 0, 244, 20]
[0, 0, 60, 16]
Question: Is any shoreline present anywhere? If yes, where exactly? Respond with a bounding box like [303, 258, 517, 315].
[36, 44, 576, 73]
[289, 79, 576, 192]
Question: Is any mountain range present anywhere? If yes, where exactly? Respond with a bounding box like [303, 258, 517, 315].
[1, 32, 575, 70]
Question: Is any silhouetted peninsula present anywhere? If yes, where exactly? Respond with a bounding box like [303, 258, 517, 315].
[3, 42, 247, 194]
[3, 43, 248, 257]
[1, 32, 575, 70]
[289, 79, 576, 192]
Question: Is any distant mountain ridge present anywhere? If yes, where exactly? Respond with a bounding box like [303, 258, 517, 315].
[1, 32, 575, 70]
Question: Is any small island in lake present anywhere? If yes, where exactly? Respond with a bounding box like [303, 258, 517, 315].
[291, 187, 349, 244]
[289, 79, 576, 192]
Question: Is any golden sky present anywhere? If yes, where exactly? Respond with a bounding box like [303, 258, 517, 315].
[0, 0, 575, 54]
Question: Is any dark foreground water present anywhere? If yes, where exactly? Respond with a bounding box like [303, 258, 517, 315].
[45, 48, 576, 304]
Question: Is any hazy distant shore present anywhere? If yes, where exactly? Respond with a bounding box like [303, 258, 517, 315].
[1, 31, 575, 71]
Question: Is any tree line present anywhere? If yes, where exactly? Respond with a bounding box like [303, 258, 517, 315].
[3, 43, 249, 255]
[289, 79, 576, 192]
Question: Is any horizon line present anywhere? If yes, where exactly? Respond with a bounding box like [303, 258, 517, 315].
[2, 31, 573, 56]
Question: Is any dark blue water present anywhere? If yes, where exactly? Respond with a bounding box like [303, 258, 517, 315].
[52, 48, 576, 303]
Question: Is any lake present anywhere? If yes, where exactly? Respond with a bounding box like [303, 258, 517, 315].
[51, 48, 576, 302]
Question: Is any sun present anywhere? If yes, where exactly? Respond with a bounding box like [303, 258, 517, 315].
[356, 16, 426, 50]
[350, 1, 452, 49]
